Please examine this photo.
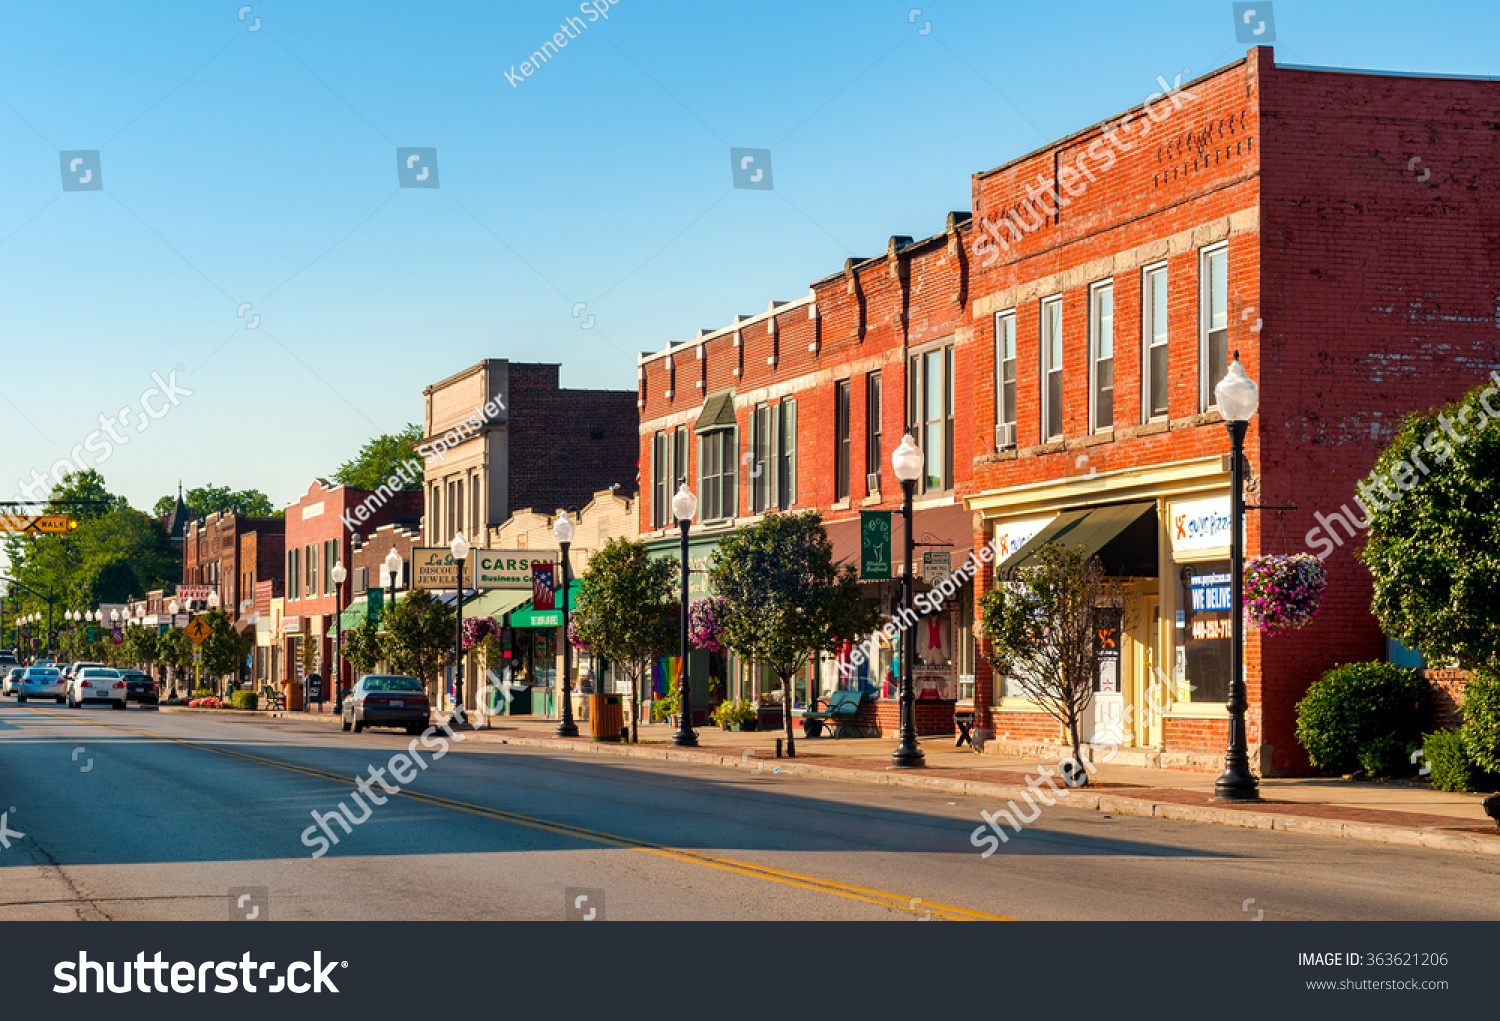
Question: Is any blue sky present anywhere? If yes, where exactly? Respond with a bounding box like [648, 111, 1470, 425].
[3, 0, 1499, 517]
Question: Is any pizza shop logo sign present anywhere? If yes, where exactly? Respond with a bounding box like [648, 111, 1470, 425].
[1174, 507, 1230, 546]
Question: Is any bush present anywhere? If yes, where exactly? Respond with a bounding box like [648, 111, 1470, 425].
[1424, 729, 1482, 792]
[230, 690, 259, 711]
[1460, 668, 1500, 774]
[1357, 734, 1421, 779]
[1295, 662, 1429, 774]
[192, 688, 215, 699]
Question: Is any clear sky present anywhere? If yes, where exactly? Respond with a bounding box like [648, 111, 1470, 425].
[3, 0, 1498, 517]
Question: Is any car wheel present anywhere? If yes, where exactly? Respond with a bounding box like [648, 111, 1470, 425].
[405, 723, 423, 736]
[57, 697, 66, 704]
[17, 696, 25, 703]
[342, 715, 351, 732]
[113, 700, 126, 710]
[352, 720, 364, 733]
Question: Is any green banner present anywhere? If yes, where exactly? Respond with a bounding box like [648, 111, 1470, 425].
[860, 510, 892, 580]
[366, 586, 383, 624]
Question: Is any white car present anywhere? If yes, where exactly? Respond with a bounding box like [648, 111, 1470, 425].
[67, 667, 127, 710]
[2, 667, 22, 696]
[16, 666, 65, 704]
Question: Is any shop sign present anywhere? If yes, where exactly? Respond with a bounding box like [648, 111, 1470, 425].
[1170, 496, 1232, 552]
[472, 550, 560, 590]
[532, 563, 557, 610]
[282, 615, 302, 635]
[992, 516, 1054, 560]
[176, 584, 215, 602]
[1094, 607, 1122, 694]
[860, 511, 892, 580]
[1188, 571, 1233, 612]
[412, 548, 461, 589]
[922, 551, 951, 584]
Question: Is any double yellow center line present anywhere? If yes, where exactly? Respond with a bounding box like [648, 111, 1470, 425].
[22, 707, 1009, 921]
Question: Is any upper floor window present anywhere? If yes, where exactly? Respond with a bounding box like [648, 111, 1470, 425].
[650, 430, 668, 528]
[834, 380, 851, 502]
[908, 342, 954, 492]
[751, 399, 797, 512]
[305, 544, 317, 597]
[698, 427, 738, 522]
[1143, 263, 1169, 420]
[1041, 297, 1064, 441]
[1090, 281, 1114, 433]
[1200, 244, 1229, 411]
[994, 312, 1016, 448]
[865, 371, 883, 493]
[288, 547, 301, 602]
[673, 426, 689, 489]
[776, 398, 797, 510]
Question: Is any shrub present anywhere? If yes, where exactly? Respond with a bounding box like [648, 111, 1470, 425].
[1295, 662, 1429, 774]
[710, 698, 755, 729]
[1424, 729, 1481, 792]
[1460, 668, 1500, 774]
[651, 680, 680, 722]
[230, 690, 259, 711]
[1357, 735, 1420, 779]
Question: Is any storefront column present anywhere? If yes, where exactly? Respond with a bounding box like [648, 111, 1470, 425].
[972, 524, 995, 736]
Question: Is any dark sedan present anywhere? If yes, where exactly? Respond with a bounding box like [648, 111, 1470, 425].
[341, 675, 431, 735]
[118, 669, 159, 705]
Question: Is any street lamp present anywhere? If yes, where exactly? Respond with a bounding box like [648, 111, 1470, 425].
[168, 599, 179, 616]
[1214, 352, 1260, 802]
[890, 433, 927, 768]
[670, 485, 699, 747]
[553, 512, 579, 737]
[207, 590, 220, 610]
[110, 609, 119, 624]
[331, 559, 347, 708]
[449, 531, 470, 727]
[384, 547, 402, 608]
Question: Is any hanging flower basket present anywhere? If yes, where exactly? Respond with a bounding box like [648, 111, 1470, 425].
[566, 612, 591, 654]
[1243, 553, 1326, 635]
[688, 597, 727, 653]
[462, 616, 500, 652]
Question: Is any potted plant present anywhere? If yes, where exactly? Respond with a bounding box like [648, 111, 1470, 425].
[1244, 553, 1327, 635]
[651, 680, 680, 725]
[711, 698, 756, 731]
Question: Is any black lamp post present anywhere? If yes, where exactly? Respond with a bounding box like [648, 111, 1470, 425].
[450, 531, 470, 728]
[889, 434, 926, 768]
[1213, 352, 1260, 801]
[671, 484, 699, 747]
[331, 559, 347, 709]
[554, 512, 578, 737]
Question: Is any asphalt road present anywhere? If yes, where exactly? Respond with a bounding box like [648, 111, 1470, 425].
[1, 700, 1498, 922]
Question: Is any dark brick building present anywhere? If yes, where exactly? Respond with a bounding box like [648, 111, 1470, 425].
[181, 510, 285, 623]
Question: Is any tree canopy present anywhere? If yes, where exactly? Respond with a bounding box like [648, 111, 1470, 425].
[1358, 380, 1500, 667]
[333, 424, 424, 492]
[709, 511, 877, 757]
[380, 588, 455, 695]
[152, 484, 278, 521]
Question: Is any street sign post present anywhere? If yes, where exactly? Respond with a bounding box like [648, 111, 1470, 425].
[0, 514, 78, 534]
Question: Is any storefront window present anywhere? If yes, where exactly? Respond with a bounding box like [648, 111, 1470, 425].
[1178, 560, 1231, 702]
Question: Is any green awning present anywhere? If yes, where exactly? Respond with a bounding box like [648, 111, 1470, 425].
[338, 600, 368, 630]
[996, 502, 1157, 577]
[463, 588, 532, 620]
[507, 581, 580, 628]
[695, 389, 736, 431]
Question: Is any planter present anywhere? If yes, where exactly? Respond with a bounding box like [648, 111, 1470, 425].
[731, 719, 758, 732]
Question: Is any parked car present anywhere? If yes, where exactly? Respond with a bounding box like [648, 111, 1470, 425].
[118, 669, 158, 705]
[0, 652, 18, 669]
[341, 675, 431, 734]
[2, 666, 22, 696]
[16, 666, 65, 703]
[61, 661, 105, 683]
[67, 667, 127, 709]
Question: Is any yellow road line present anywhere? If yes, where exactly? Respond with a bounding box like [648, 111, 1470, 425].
[17, 707, 1010, 921]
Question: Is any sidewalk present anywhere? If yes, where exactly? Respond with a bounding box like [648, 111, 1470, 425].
[160, 705, 1500, 855]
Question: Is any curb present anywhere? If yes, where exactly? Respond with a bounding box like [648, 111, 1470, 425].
[162, 707, 1500, 856]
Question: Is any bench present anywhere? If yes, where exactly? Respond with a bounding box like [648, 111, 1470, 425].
[802, 690, 867, 739]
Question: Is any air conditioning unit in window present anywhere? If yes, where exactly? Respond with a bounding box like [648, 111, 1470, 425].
[866, 472, 881, 494]
[995, 423, 1017, 449]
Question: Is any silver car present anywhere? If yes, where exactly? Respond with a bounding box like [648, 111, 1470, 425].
[17, 666, 65, 703]
[1, 667, 22, 696]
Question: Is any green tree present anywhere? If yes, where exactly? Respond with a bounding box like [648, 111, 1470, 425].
[709, 512, 878, 758]
[979, 544, 1134, 785]
[340, 620, 384, 677]
[573, 537, 678, 743]
[119, 623, 158, 671]
[1358, 381, 1500, 667]
[151, 485, 278, 521]
[333, 424, 424, 492]
[199, 609, 251, 692]
[380, 588, 455, 699]
[158, 627, 195, 693]
[46, 469, 127, 520]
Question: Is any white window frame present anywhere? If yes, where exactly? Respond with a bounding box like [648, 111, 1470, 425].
[1141, 262, 1169, 422]
[1088, 281, 1114, 434]
[1040, 296, 1064, 442]
[1198, 243, 1229, 413]
[994, 311, 1017, 446]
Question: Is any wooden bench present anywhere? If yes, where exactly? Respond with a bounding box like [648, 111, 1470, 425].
[801, 690, 867, 739]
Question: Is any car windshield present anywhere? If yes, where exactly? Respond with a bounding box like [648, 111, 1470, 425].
[362, 676, 423, 692]
[82, 669, 120, 679]
[27, 669, 58, 678]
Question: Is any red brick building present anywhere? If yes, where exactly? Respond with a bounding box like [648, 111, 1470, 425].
[181, 510, 285, 624]
[638, 47, 1500, 773]
[282, 479, 422, 698]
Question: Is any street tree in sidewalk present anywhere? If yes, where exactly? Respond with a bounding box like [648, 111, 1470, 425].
[571, 538, 677, 743]
[158, 627, 195, 696]
[119, 623, 158, 673]
[339, 620, 383, 678]
[379, 588, 456, 702]
[708, 511, 878, 759]
[1357, 380, 1500, 668]
[200, 609, 251, 695]
[978, 544, 1135, 786]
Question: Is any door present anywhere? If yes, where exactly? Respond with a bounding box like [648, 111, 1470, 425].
[1136, 596, 1164, 747]
[1092, 605, 1125, 747]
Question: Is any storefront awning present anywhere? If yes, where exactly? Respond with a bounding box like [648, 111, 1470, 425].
[462, 588, 532, 620]
[338, 599, 368, 630]
[996, 501, 1158, 578]
[508, 581, 581, 628]
[825, 504, 975, 573]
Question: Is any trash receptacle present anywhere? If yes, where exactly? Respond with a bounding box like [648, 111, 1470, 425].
[590, 694, 623, 741]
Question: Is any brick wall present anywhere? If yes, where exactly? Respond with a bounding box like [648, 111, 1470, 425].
[508, 363, 639, 518]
